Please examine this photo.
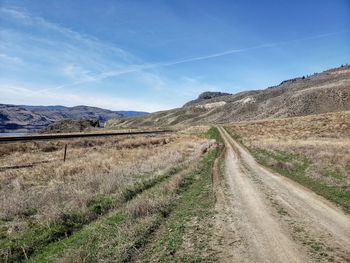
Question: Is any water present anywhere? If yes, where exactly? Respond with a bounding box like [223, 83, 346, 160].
[0, 132, 29, 137]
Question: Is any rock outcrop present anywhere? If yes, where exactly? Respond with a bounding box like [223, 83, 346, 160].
[40, 119, 100, 134]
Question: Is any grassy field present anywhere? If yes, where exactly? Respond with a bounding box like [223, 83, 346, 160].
[0, 127, 221, 262]
[225, 111, 350, 213]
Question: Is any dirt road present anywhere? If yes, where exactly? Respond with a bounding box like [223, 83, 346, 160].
[215, 127, 350, 263]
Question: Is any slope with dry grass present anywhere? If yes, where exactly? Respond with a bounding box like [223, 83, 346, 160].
[106, 65, 350, 129]
[225, 111, 350, 212]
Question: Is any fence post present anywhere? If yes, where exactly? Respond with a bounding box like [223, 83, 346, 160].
[63, 144, 67, 162]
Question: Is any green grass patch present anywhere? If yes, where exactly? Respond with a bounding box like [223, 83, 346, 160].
[345, 164, 350, 172]
[0, 210, 90, 263]
[21, 208, 38, 218]
[205, 127, 222, 143]
[87, 195, 113, 215]
[28, 211, 128, 262]
[323, 168, 345, 181]
[122, 171, 176, 202]
[139, 148, 218, 262]
[218, 150, 225, 180]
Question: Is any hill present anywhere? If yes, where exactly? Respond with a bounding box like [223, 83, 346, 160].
[0, 104, 148, 132]
[106, 65, 350, 129]
[19, 105, 148, 118]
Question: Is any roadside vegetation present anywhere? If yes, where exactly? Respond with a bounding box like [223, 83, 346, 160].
[0, 127, 221, 262]
[225, 111, 350, 213]
[138, 148, 218, 262]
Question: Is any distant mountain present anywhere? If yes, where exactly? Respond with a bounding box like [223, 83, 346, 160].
[0, 104, 51, 132]
[19, 105, 67, 111]
[0, 104, 148, 132]
[106, 65, 350, 129]
[19, 105, 149, 118]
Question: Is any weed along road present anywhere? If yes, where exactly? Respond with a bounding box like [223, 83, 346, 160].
[216, 126, 350, 263]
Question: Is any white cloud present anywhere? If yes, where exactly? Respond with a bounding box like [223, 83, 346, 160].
[135, 72, 167, 91]
[0, 53, 23, 64]
[62, 64, 95, 82]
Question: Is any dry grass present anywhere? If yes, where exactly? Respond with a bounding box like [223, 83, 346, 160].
[126, 171, 187, 219]
[39, 143, 218, 263]
[179, 125, 210, 136]
[0, 133, 212, 237]
[0, 127, 219, 262]
[227, 111, 350, 191]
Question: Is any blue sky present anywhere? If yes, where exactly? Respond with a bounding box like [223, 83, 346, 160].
[0, 0, 349, 112]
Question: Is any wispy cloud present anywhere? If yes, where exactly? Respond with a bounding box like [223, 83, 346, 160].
[0, 53, 23, 64]
[62, 64, 95, 82]
[0, 83, 170, 112]
[0, 6, 132, 60]
[0, 6, 138, 77]
[36, 30, 349, 94]
[1, 6, 147, 97]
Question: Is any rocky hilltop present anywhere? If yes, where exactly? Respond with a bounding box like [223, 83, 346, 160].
[106, 65, 350, 128]
[40, 119, 100, 134]
[184, 91, 232, 107]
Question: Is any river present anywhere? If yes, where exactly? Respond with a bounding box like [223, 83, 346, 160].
[0, 132, 31, 137]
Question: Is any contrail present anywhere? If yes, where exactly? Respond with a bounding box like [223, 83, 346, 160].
[162, 30, 349, 66]
[27, 30, 349, 96]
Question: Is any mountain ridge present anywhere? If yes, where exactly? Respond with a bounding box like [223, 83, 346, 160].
[19, 105, 149, 118]
[2, 65, 349, 132]
[106, 65, 350, 129]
